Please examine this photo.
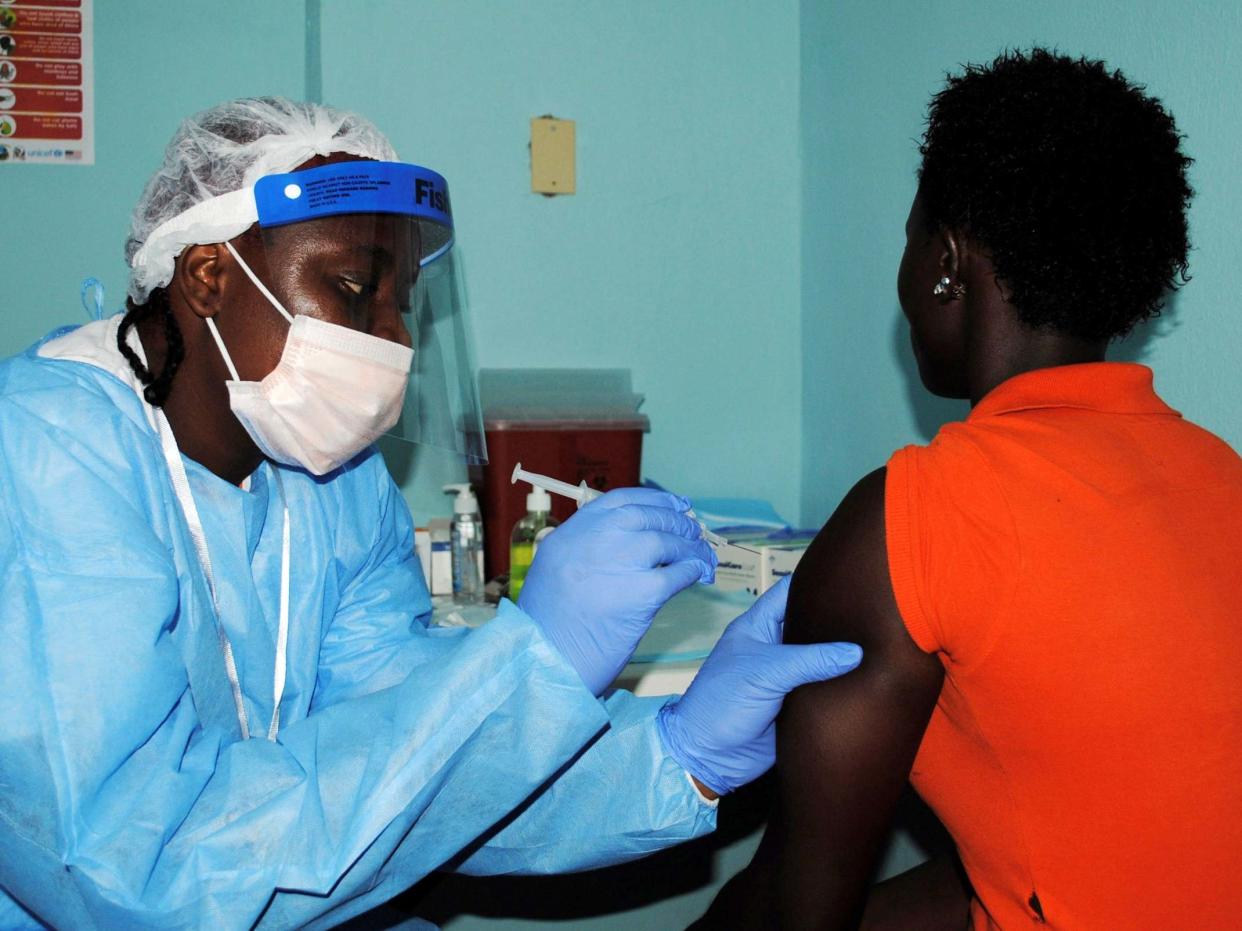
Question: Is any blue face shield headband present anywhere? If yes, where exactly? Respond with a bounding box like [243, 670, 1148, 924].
[253, 160, 455, 266]
[250, 160, 486, 466]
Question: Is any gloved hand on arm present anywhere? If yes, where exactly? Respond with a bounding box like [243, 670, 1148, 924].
[656, 576, 863, 798]
[518, 487, 717, 696]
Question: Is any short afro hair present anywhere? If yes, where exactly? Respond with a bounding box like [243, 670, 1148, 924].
[918, 48, 1193, 342]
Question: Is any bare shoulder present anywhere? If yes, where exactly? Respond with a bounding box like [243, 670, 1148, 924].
[785, 467, 911, 656]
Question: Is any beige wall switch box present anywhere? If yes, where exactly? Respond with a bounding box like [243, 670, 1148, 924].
[531, 117, 575, 195]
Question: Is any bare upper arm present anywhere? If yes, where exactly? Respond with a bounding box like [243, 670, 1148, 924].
[713, 467, 947, 930]
[785, 468, 923, 658]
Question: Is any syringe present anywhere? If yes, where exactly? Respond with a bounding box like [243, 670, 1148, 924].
[511, 462, 601, 507]
[511, 462, 740, 551]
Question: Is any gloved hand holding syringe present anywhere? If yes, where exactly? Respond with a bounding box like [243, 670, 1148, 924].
[510, 465, 860, 795]
[511, 463, 756, 554]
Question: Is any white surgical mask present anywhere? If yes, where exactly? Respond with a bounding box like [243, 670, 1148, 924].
[206, 241, 415, 475]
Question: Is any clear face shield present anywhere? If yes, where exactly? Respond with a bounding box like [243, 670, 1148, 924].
[250, 160, 487, 465]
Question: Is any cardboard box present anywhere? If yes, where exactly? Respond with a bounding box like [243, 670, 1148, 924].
[713, 541, 766, 594]
[767, 543, 808, 588]
[414, 528, 432, 592]
[428, 518, 453, 596]
[713, 535, 813, 595]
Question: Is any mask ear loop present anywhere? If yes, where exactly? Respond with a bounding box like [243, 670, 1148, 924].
[224, 240, 296, 324]
[204, 240, 300, 382]
[204, 317, 242, 382]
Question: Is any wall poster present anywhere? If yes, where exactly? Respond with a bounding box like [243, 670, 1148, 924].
[0, 0, 93, 165]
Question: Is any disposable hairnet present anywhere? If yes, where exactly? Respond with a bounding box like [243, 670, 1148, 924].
[125, 97, 397, 304]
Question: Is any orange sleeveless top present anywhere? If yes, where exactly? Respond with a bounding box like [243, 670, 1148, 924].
[886, 363, 1242, 929]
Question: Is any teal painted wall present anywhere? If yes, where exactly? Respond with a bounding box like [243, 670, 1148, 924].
[5, 4, 1239, 539]
[799, 0, 1242, 526]
[0, 0, 306, 356]
[319, 0, 805, 526]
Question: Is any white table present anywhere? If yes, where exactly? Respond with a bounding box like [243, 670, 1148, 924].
[431, 583, 759, 695]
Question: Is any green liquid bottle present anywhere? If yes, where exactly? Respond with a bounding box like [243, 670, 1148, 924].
[509, 484, 559, 600]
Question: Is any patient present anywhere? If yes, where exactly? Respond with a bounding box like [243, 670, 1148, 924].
[698, 49, 1242, 929]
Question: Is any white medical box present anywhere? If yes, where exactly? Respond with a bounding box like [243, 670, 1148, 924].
[414, 528, 433, 592]
[713, 536, 812, 595]
[428, 518, 453, 596]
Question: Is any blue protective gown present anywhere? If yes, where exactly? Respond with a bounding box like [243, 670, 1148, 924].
[0, 318, 716, 930]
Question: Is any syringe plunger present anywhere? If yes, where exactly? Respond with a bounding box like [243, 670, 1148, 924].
[511, 462, 600, 508]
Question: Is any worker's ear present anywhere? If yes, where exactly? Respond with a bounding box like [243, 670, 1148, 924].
[173, 244, 225, 320]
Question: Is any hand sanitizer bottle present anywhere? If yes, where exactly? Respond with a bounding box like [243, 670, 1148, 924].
[508, 482, 559, 601]
[443, 483, 485, 604]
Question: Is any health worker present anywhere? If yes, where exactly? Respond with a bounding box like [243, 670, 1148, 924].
[0, 97, 862, 930]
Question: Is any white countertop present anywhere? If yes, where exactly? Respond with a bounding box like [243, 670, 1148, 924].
[431, 584, 758, 695]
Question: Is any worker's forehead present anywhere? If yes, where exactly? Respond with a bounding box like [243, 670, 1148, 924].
[261, 213, 419, 253]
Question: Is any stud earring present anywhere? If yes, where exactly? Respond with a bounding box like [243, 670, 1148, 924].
[933, 276, 966, 300]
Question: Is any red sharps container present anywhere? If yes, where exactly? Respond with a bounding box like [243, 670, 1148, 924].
[469, 370, 650, 580]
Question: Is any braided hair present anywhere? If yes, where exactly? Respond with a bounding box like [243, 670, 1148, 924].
[116, 286, 186, 407]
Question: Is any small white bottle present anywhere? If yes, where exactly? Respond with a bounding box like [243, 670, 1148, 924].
[443, 483, 485, 604]
[509, 483, 560, 601]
